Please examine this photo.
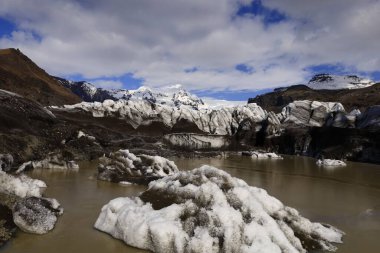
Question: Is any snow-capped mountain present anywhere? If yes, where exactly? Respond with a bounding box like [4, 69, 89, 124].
[307, 74, 374, 90]
[55, 77, 207, 109]
[55, 77, 116, 102]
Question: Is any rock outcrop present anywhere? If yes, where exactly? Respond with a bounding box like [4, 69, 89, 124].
[0, 204, 16, 247]
[98, 149, 179, 184]
[0, 154, 13, 172]
[13, 197, 63, 234]
[357, 106, 380, 129]
[95, 166, 344, 253]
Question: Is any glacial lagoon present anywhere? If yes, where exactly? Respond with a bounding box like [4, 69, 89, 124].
[2, 155, 380, 253]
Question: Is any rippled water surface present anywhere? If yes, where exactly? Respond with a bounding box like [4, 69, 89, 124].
[2, 155, 380, 253]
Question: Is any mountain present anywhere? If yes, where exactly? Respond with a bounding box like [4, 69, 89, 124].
[55, 77, 206, 109]
[249, 81, 380, 113]
[0, 48, 81, 105]
[306, 73, 374, 90]
[54, 77, 116, 102]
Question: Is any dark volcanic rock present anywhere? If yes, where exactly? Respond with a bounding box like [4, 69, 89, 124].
[357, 106, 380, 129]
[0, 154, 13, 172]
[0, 204, 17, 247]
[13, 197, 63, 234]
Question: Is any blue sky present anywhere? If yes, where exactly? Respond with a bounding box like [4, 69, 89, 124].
[0, 0, 379, 101]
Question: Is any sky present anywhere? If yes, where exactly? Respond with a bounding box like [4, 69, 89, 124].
[0, 0, 380, 101]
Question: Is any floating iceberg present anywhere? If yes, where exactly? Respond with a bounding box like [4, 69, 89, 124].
[95, 166, 343, 253]
[316, 159, 347, 167]
[16, 156, 79, 174]
[98, 149, 179, 184]
[250, 151, 283, 159]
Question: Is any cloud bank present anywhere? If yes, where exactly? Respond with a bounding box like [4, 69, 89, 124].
[0, 0, 379, 91]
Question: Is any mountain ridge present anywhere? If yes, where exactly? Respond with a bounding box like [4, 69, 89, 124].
[249, 80, 380, 113]
[54, 77, 208, 109]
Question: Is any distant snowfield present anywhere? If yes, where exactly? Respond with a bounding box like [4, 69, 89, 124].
[306, 74, 374, 90]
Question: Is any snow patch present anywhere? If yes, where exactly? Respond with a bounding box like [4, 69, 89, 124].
[307, 74, 374, 90]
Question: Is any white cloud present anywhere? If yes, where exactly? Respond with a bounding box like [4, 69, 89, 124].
[0, 0, 379, 92]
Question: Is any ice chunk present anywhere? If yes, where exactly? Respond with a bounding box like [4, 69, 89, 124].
[13, 196, 63, 234]
[95, 166, 344, 253]
[250, 151, 283, 159]
[316, 159, 346, 167]
[77, 130, 96, 141]
[98, 149, 179, 184]
[0, 171, 46, 198]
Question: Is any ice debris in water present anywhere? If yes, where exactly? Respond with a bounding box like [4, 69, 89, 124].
[98, 149, 179, 183]
[16, 155, 79, 174]
[13, 196, 63, 234]
[250, 151, 283, 159]
[95, 165, 344, 253]
[316, 159, 347, 167]
[0, 171, 46, 198]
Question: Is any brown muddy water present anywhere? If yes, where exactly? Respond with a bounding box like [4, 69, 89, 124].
[2, 155, 380, 253]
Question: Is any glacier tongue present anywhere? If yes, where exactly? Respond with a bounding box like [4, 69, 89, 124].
[57, 99, 267, 135]
[94, 165, 344, 253]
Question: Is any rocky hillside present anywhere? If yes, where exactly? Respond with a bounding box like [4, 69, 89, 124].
[54, 77, 116, 102]
[0, 48, 81, 106]
[249, 82, 380, 113]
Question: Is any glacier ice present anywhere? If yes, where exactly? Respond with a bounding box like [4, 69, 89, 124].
[95, 166, 344, 253]
[13, 196, 63, 234]
[0, 171, 46, 198]
[98, 149, 179, 183]
[316, 159, 347, 167]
